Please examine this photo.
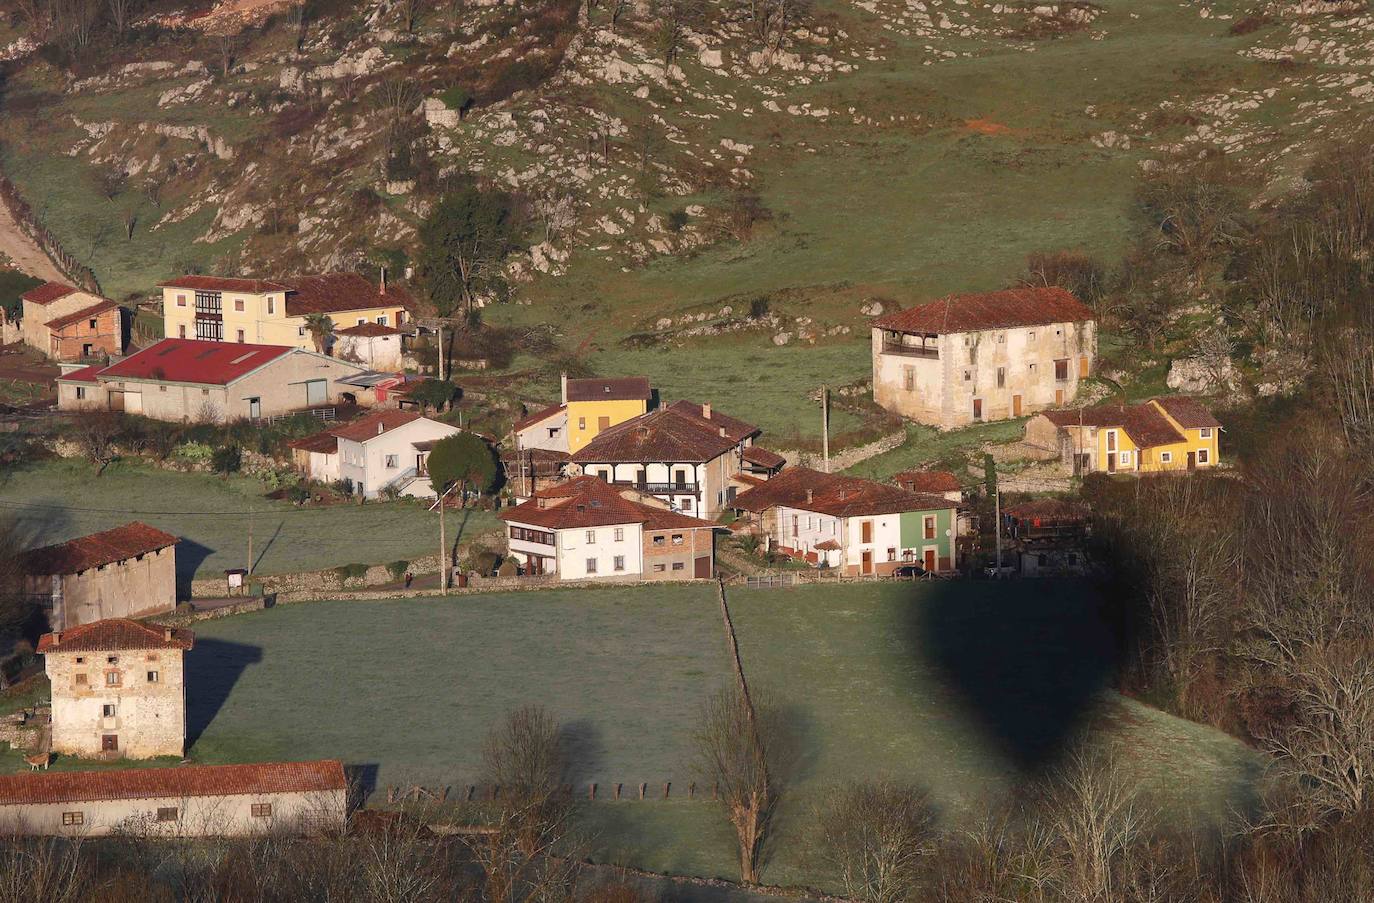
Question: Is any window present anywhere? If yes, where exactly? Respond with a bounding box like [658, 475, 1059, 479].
[1054, 359, 1069, 381]
[266, 297, 275, 315]
[671, 562, 684, 571]
[1198, 448, 1210, 464]
[75, 657, 84, 664]
[997, 332, 1005, 343]
[1105, 430, 1117, 452]
[674, 469, 688, 488]
[75, 387, 86, 400]
[613, 555, 625, 571]
[1160, 452, 1173, 463]
[157, 807, 179, 822]
[102, 704, 116, 717]
[578, 417, 586, 430]
[384, 454, 398, 468]
[377, 316, 387, 325]
[1200, 428, 1213, 439]
[996, 367, 1005, 389]
[598, 416, 610, 430]
[177, 294, 187, 307]
[613, 528, 624, 542]
[202, 388, 209, 395]
[963, 370, 972, 382]
[88, 319, 97, 328]
[1028, 362, 1038, 374]
[298, 326, 306, 337]
[178, 325, 187, 339]
[147, 670, 159, 683]
[62, 812, 84, 826]
[585, 530, 596, 543]
[1119, 451, 1133, 466]
[159, 385, 167, 392]
[105, 672, 120, 687]
[903, 366, 915, 391]
[585, 558, 598, 574]
[357, 318, 367, 326]
[1028, 331, 1037, 341]
[548, 427, 560, 439]
[75, 673, 87, 685]
[653, 563, 666, 572]
[681, 498, 692, 511]
[234, 299, 245, 312]
[236, 329, 245, 343]
[672, 534, 684, 545]
[251, 803, 273, 818]
[653, 535, 666, 546]
[924, 516, 936, 540]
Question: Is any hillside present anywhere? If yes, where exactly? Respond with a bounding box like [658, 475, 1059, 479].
[3, 0, 1374, 446]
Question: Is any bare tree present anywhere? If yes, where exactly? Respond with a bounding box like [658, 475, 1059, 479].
[106, 0, 140, 35]
[0, 836, 89, 903]
[97, 164, 127, 203]
[813, 781, 936, 903]
[73, 413, 122, 475]
[397, 0, 421, 32]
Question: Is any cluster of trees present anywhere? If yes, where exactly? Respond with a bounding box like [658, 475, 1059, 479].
[13, 0, 149, 54]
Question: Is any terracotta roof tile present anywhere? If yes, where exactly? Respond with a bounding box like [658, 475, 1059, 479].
[158, 276, 289, 293]
[499, 476, 715, 531]
[572, 408, 737, 465]
[564, 377, 652, 402]
[327, 410, 424, 443]
[336, 322, 403, 337]
[892, 470, 962, 493]
[1151, 396, 1221, 429]
[741, 446, 787, 470]
[281, 273, 416, 317]
[873, 287, 1094, 335]
[21, 282, 81, 305]
[1041, 403, 1186, 448]
[663, 400, 759, 443]
[287, 431, 340, 454]
[513, 403, 566, 434]
[21, 523, 179, 575]
[0, 760, 345, 806]
[37, 618, 193, 654]
[44, 299, 120, 332]
[733, 466, 955, 519]
[1005, 498, 1090, 523]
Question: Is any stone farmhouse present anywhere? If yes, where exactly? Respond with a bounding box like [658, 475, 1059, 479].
[733, 467, 961, 576]
[499, 475, 718, 580]
[871, 287, 1097, 429]
[19, 282, 123, 362]
[39, 619, 194, 760]
[334, 321, 404, 369]
[1024, 397, 1221, 475]
[563, 375, 653, 453]
[56, 338, 367, 422]
[159, 273, 413, 349]
[21, 522, 178, 629]
[0, 760, 348, 837]
[288, 410, 461, 498]
[570, 401, 786, 519]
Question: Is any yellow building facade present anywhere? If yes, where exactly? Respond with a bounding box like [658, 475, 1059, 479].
[1032, 397, 1221, 475]
[160, 274, 413, 351]
[562, 375, 653, 453]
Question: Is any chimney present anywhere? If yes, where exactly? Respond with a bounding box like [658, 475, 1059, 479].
[377, 422, 384, 436]
[719, 427, 726, 437]
[537, 497, 549, 509]
[806, 489, 813, 504]
[560, 372, 568, 404]
[52, 631, 60, 645]
[379, 266, 387, 295]
[163, 628, 173, 642]
[702, 403, 711, 420]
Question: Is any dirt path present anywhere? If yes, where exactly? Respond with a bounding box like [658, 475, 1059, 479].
[0, 198, 63, 284]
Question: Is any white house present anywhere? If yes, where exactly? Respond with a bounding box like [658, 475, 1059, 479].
[0, 760, 348, 837]
[499, 476, 717, 580]
[288, 410, 461, 498]
[569, 401, 785, 519]
[871, 287, 1097, 429]
[334, 322, 404, 369]
[513, 402, 569, 454]
[733, 467, 960, 576]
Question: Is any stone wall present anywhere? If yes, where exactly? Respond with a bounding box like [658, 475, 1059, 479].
[47, 648, 186, 759]
[190, 554, 442, 599]
[773, 428, 907, 473]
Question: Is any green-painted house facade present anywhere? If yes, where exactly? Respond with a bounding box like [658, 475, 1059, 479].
[898, 506, 956, 571]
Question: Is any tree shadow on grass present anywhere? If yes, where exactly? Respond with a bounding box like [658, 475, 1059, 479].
[185, 638, 263, 747]
[906, 578, 1121, 776]
[176, 539, 214, 600]
[561, 718, 607, 787]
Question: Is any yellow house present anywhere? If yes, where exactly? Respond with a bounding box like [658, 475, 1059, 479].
[160, 273, 414, 351]
[1027, 397, 1221, 475]
[562, 374, 653, 453]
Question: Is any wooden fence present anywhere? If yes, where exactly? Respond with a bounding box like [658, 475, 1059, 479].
[0, 174, 100, 294]
[743, 573, 800, 589]
[384, 781, 718, 804]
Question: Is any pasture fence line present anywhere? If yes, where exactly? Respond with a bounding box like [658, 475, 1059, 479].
[385, 781, 719, 805]
[0, 173, 101, 295]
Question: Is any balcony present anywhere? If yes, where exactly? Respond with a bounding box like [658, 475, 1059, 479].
[881, 339, 939, 359]
[613, 481, 699, 495]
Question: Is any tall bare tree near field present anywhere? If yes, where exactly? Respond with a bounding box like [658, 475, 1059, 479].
[106, 0, 140, 35]
[813, 781, 936, 903]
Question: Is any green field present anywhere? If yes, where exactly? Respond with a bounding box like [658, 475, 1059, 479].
[0, 459, 498, 582]
[177, 582, 1263, 885]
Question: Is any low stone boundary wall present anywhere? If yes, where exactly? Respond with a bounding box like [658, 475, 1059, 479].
[773, 428, 907, 472]
[150, 596, 270, 626]
[190, 554, 443, 598]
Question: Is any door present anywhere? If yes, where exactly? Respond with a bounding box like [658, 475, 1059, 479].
[102, 735, 118, 752]
[1107, 453, 1116, 473]
[861, 550, 873, 575]
[305, 379, 327, 406]
[108, 391, 125, 412]
[1012, 395, 1022, 417]
[82, 343, 93, 357]
[1187, 451, 1196, 471]
[1055, 388, 1064, 405]
[972, 398, 982, 420]
[248, 397, 261, 419]
[791, 515, 798, 538]
[1079, 355, 1090, 378]
[124, 392, 142, 414]
[694, 556, 711, 579]
[598, 416, 610, 430]
[923, 549, 937, 572]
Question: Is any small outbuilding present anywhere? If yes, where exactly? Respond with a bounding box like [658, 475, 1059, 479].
[21, 523, 178, 629]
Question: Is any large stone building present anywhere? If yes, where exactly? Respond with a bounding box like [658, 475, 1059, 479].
[0, 760, 348, 837]
[56, 338, 367, 422]
[871, 287, 1096, 429]
[19, 282, 122, 362]
[39, 620, 194, 760]
[159, 273, 413, 350]
[20, 522, 178, 629]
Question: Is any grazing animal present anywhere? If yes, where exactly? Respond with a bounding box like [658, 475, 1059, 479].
[24, 753, 50, 771]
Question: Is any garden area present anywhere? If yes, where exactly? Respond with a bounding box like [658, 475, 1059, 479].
[176, 581, 1264, 887]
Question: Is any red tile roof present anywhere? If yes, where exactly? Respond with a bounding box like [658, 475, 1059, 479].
[44, 299, 120, 332]
[1005, 498, 1090, 524]
[663, 400, 759, 443]
[158, 276, 289, 293]
[572, 408, 737, 465]
[21, 282, 81, 305]
[565, 377, 652, 403]
[288, 431, 340, 454]
[0, 760, 345, 806]
[336, 322, 403, 337]
[893, 470, 962, 493]
[1041, 403, 1185, 448]
[88, 338, 296, 386]
[873, 287, 1094, 335]
[21, 522, 179, 575]
[1151, 396, 1221, 429]
[513, 402, 566, 434]
[37, 618, 193, 654]
[741, 445, 787, 470]
[733, 466, 956, 519]
[500, 476, 715, 531]
[327, 410, 424, 443]
[57, 364, 103, 384]
[281, 273, 416, 317]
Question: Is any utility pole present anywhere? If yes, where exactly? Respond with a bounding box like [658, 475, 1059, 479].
[821, 385, 830, 473]
[994, 484, 1002, 577]
[246, 513, 254, 577]
[436, 326, 446, 381]
[435, 483, 456, 591]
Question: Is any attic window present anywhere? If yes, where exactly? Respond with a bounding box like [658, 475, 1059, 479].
[590, 500, 602, 508]
[576, 504, 586, 512]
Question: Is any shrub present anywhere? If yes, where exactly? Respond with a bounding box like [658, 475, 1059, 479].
[286, 484, 311, 505]
[440, 85, 471, 115]
[386, 560, 410, 581]
[470, 550, 501, 576]
[667, 208, 689, 233]
[211, 445, 242, 476]
[497, 557, 518, 577]
[173, 441, 214, 463]
[749, 296, 771, 319]
[334, 563, 369, 584]
[332, 477, 355, 496]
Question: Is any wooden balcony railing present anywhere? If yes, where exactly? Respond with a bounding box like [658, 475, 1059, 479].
[881, 340, 939, 359]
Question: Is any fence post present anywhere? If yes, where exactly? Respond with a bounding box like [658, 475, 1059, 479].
[588, 782, 597, 800]
[465, 785, 475, 802]
[614, 783, 622, 801]
[712, 782, 719, 801]
[638, 782, 647, 800]
[662, 782, 670, 799]
[688, 781, 696, 800]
